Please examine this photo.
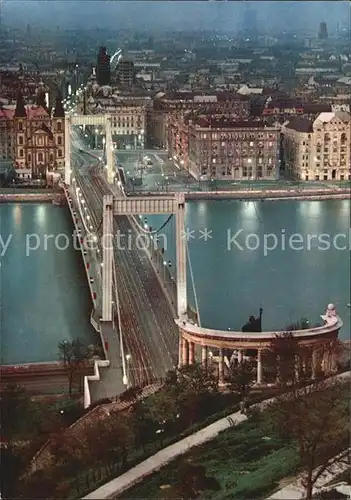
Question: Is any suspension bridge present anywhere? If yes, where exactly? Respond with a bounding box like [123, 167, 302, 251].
[67, 118, 203, 404]
[67, 118, 343, 406]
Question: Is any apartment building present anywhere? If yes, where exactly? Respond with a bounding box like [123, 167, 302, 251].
[185, 117, 280, 180]
[151, 91, 251, 149]
[282, 111, 350, 181]
[0, 108, 14, 161]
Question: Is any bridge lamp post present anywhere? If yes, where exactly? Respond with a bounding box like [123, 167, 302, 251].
[94, 128, 99, 149]
[125, 354, 132, 387]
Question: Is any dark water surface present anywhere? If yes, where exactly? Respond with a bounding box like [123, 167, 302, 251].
[1, 203, 95, 364]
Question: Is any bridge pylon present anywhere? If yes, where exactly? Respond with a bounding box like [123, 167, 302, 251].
[65, 114, 115, 185]
[105, 194, 187, 322]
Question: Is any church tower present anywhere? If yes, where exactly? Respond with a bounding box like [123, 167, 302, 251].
[52, 93, 65, 169]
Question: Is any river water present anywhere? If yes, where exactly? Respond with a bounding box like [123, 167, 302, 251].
[147, 199, 350, 339]
[0, 199, 350, 365]
[0, 203, 95, 364]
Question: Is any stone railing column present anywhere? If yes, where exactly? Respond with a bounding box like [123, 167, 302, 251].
[237, 349, 243, 364]
[257, 349, 263, 384]
[294, 354, 300, 382]
[178, 336, 183, 368]
[189, 342, 195, 365]
[201, 346, 208, 367]
[331, 350, 337, 372]
[182, 339, 189, 366]
[218, 348, 224, 385]
[312, 349, 317, 379]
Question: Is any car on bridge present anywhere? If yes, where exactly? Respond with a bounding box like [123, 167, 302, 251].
[144, 156, 153, 166]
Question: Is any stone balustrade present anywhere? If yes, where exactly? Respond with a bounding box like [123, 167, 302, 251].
[176, 304, 343, 386]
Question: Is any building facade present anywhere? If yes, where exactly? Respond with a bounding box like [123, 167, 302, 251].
[0, 108, 14, 161]
[1, 92, 65, 179]
[151, 91, 251, 149]
[187, 117, 280, 180]
[110, 104, 146, 149]
[282, 111, 351, 181]
[115, 58, 136, 88]
[96, 46, 111, 87]
[90, 102, 146, 149]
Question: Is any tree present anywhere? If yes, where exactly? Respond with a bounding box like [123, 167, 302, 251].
[1, 445, 27, 498]
[227, 359, 256, 398]
[170, 364, 219, 426]
[57, 338, 89, 396]
[266, 379, 349, 500]
[160, 462, 220, 499]
[268, 332, 303, 387]
[143, 391, 179, 446]
[131, 401, 154, 453]
[0, 384, 32, 442]
[49, 431, 89, 474]
[108, 411, 134, 470]
[83, 412, 134, 471]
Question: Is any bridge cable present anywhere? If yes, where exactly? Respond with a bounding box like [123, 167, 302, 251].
[131, 214, 174, 235]
[96, 217, 103, 235]
[186, 237, 202, 327]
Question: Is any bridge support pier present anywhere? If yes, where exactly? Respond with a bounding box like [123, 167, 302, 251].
[175, 193, 187, 320]
[102, 195, 113, 322]
[105, 115, 114, 184]
[64, 113, 113, 185]
[64, 116, 71, 184]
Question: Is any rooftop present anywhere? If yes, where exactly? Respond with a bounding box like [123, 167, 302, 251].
[193, 117, 276, 130]
[158, 90, 249, 102]
[0, 105, 49, 119]
[284, 116, 313, 133]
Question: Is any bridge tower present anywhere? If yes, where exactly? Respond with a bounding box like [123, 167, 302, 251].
[64, 114, 114, 185]
[102, 194, 187, 323]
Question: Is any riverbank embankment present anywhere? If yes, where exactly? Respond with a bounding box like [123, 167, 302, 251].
[183, 188, 350, 201]
[0, 189, 61, 203]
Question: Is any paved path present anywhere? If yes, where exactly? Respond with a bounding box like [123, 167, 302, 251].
[83, 372, 350, 500]
[267, 449, 350, 499]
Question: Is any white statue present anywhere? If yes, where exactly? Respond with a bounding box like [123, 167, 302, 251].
[326, 303, 337, 318]
[321, 303, 337, 324]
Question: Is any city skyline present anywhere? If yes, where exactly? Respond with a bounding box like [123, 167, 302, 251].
[1, 1, 350, 33]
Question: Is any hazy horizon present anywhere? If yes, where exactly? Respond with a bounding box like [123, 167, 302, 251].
[2, 1, 350, 33]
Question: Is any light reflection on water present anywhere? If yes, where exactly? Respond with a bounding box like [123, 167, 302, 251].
[1, 203, 95, 365]
[147, 199, 350, 339]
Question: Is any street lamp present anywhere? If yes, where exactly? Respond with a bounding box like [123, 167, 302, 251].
[124, 354, 132, 387]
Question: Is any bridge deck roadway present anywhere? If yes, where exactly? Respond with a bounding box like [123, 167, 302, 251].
[73, 148, 178, 388]
[71, 140, 125, 400]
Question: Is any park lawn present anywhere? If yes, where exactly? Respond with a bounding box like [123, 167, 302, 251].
[121, 416, 300, 500]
